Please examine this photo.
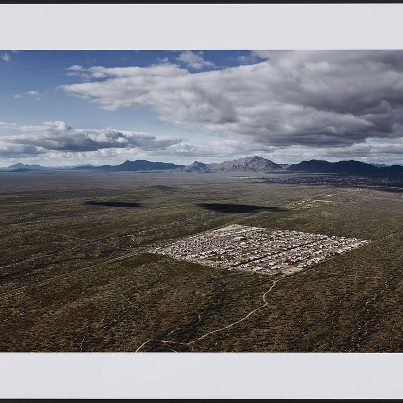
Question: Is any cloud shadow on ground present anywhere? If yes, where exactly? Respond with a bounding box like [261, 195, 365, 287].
[197, 203, 287, 214]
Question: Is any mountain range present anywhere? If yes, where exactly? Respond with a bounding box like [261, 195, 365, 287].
[72, 159, 180, 172]
[180, 157, 283, 173]
[288, 159, 403, 177]
[181, 156, 403, 177]
[6, 163, 49, 171]
[2, 156, 403, 178]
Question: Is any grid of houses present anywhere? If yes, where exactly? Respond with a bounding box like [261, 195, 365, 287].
[151, 224, 368, 275]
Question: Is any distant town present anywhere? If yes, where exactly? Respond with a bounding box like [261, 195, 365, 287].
[151, 224, 369, 276]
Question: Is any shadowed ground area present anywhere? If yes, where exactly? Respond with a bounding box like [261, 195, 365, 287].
[84, 200, 141, 208]
[197, 203, 287, 213]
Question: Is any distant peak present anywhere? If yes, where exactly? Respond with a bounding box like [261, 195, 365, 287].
[249, 155, 266, 160]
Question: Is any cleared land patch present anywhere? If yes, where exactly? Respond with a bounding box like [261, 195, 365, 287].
[152, 224, 368, 275]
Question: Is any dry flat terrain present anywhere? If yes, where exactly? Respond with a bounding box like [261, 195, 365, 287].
[0, 171, 402, 352]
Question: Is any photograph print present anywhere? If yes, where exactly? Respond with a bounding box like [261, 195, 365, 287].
[0, 50, 402, 353]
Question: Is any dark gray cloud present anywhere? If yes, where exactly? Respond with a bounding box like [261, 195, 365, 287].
[61, 51, 403, 151]
[0, 144, 44, 158]
[0, 121, 181, 157]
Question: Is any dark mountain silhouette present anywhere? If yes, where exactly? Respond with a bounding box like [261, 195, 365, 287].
[288, 160, 334, 173]
[380, 164, 403, 176]
[74, 159, 181, 171]
[289, 159, 379, 174]
[288, 159, 403, 177]
[182, 161, 211, 173]
[7, 163, 48, 171]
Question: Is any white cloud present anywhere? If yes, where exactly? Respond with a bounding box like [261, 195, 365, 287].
[0, 122, 17, 129]
[176, 51, 215, 70]
[237, 52, 266, 65]
[1, 52, 11, 62]
[14, 90, 40, 100]
[26, 90, 39, 96]
[66, 64, 84, 72]
[65, 65, 88, 78]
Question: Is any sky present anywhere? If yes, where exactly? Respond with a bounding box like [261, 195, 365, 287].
[1, 50, 403, 167]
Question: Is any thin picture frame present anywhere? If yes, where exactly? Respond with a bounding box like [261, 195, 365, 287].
[0, 3, 402, 400]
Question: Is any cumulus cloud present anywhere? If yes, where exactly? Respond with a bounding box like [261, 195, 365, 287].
[176, 51, 215, 70]
[59, 51, 403, 157]
[65, 64, 90, 79]
[67, 64, 84, 72]
[0, 121, 182, 158]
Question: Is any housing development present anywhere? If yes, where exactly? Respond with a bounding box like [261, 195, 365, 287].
[152, 224, 369, 275]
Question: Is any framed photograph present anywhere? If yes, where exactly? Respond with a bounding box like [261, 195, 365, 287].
[0, 3, 402, 399]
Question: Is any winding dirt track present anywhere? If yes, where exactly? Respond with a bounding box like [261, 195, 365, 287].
[188, 276, 283, 344]
[135, 276, 284, 352]
[135, 339, 153, 353]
